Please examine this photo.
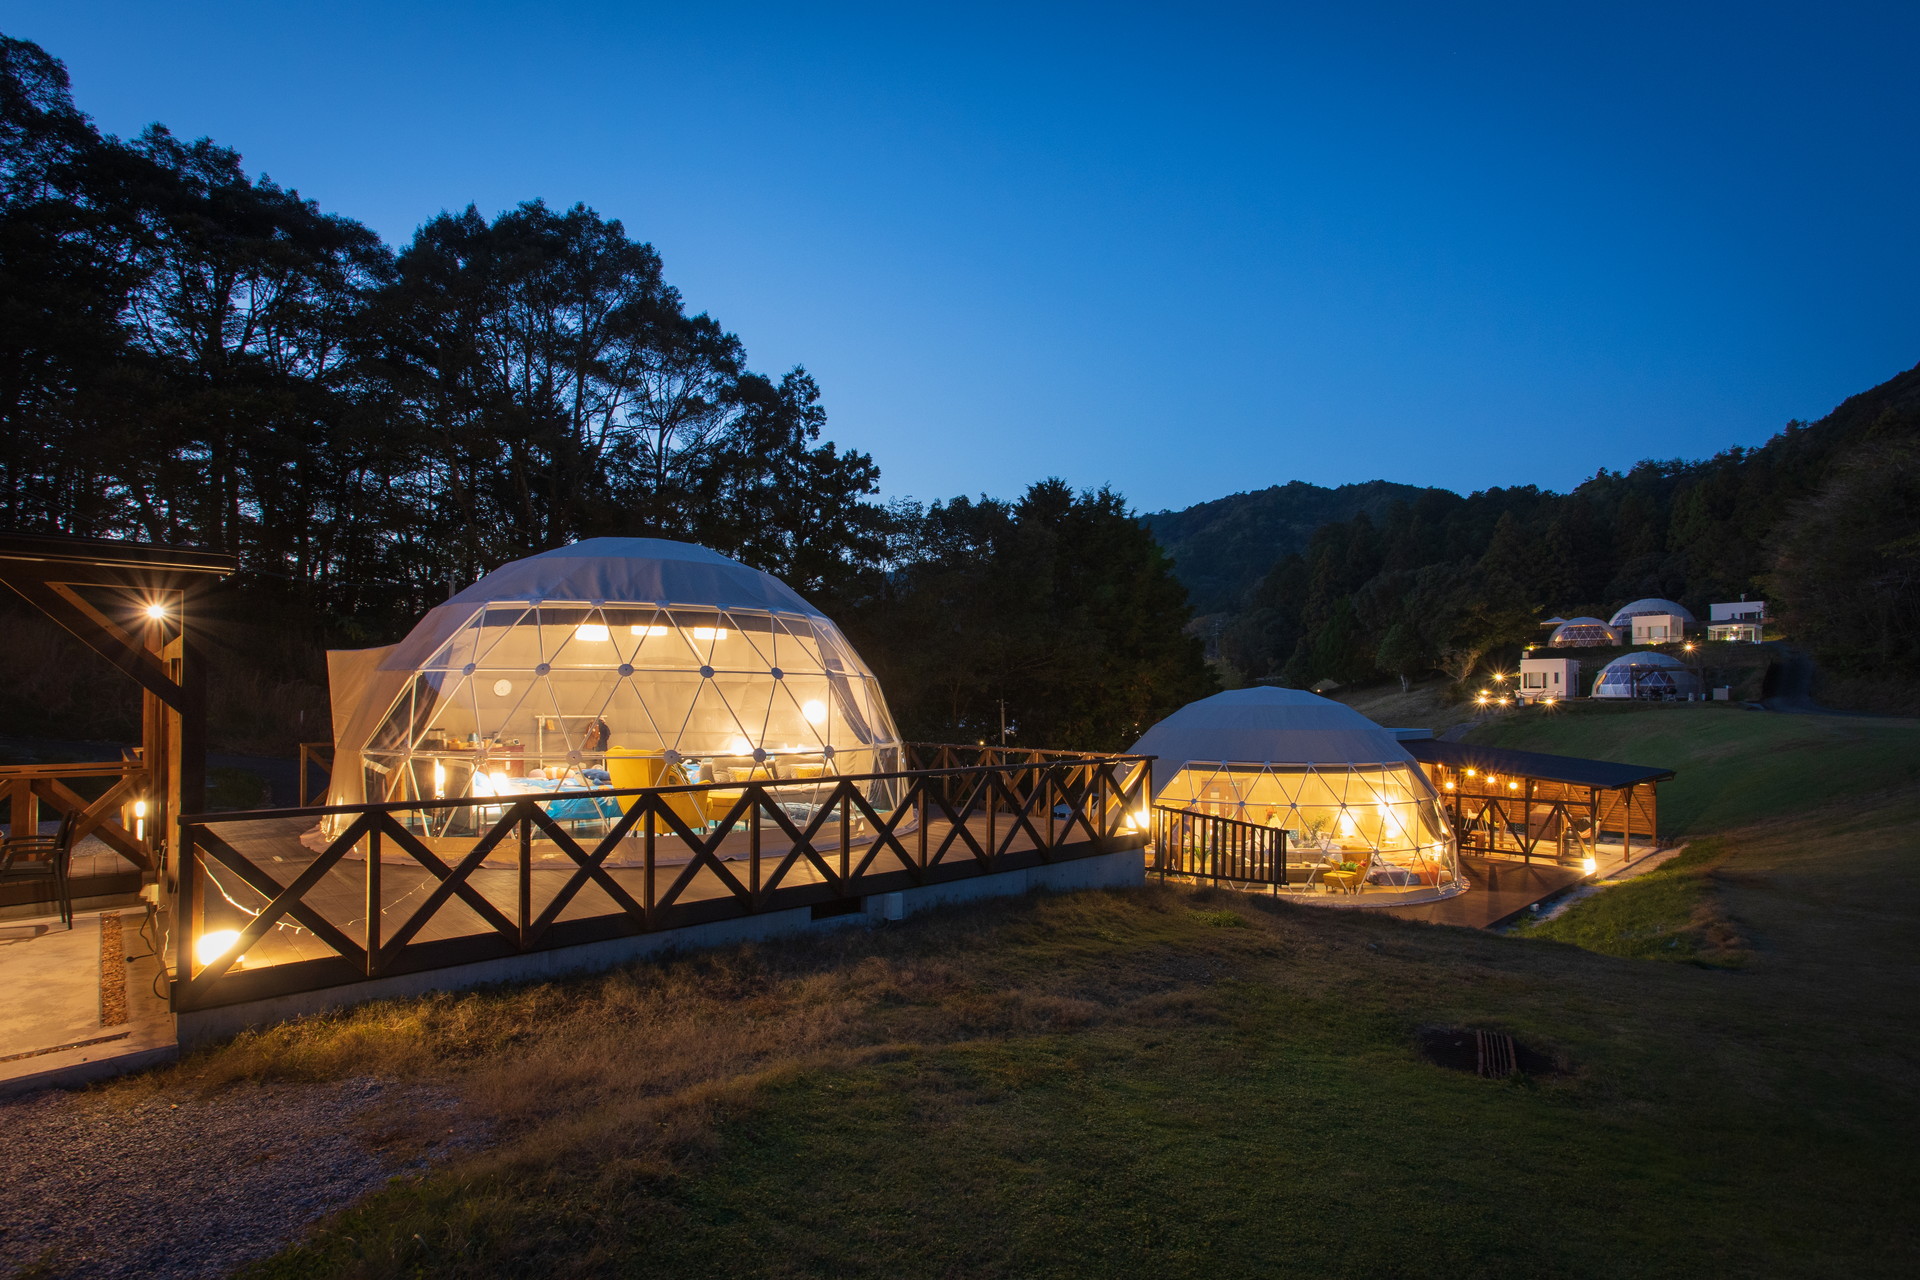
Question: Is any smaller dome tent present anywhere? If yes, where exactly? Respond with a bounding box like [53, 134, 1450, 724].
[1547, 616, 1622, 648]
[1129, 688, 1464, 904]
[1592, 651, 1703, 700]
[1608, 598, 1696, 628]
[324, 538, 901, 831]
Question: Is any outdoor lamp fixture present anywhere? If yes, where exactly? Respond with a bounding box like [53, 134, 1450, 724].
[133, 798, 147, 841]
[144, 602, 167, 620]
[1582, 856, 1599, 874]
[195, 929, 245, 968]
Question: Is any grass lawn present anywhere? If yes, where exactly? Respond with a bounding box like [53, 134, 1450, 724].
[113, 708, 1918, 1279]
[1463, 701, 1920, 834]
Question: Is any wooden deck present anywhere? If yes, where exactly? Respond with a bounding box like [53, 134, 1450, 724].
[192, 810, 1060, 975]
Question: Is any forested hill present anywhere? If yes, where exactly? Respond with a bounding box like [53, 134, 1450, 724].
[1142, 480, 1435, 613]
[1214, 359, 1920, 689]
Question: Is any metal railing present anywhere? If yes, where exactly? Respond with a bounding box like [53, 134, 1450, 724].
[1150, 804, 1286, 891]
[170, 744, 1152, 1011]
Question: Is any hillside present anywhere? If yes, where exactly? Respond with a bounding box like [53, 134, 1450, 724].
[1142, 480, 1436, 612]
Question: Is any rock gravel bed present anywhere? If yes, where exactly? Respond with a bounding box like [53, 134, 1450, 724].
[0, 1077, 479, 1279]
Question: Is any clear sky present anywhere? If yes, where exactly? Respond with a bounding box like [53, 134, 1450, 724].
[10, 2, 1919, 512]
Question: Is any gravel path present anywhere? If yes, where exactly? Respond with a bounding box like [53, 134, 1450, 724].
[0, 1077, 480, 1279]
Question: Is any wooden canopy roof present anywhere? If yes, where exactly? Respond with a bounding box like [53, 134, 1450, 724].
[1404, 738, 1675, 791]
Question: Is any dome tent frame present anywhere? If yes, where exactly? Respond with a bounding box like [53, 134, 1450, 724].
[326, 539, 903, 835]
[1131, 688, 1465, 906]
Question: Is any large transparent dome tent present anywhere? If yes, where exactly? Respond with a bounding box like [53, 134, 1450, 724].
[1130, 688, 1465, 905]
[325, 539, 902, 835]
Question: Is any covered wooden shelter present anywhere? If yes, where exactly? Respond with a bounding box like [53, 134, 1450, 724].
[1402, 738, 1673, 865]
[0, 533, 234, 911]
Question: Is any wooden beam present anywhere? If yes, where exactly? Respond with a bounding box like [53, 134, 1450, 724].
[0, 575, 184, 708]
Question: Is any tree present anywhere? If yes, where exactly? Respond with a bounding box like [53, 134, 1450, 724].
[846, 482, 1216, 750]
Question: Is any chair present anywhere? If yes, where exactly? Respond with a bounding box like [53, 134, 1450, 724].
[1319, 850, 1375, 895]
[1, 810, 78, 928]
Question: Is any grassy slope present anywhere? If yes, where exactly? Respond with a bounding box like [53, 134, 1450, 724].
[1461, 701, 1920, 834]
[139, 705, 1914, 1279]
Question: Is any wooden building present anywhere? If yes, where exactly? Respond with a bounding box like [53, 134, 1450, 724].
[1402, 739, 1673, 865]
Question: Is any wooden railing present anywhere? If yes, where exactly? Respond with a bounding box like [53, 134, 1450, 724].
[170, 746, 1152, 1012]
[1150, 804, 1286, 891]
[297, 742, 333, 808]
[0, 757, 155, 873]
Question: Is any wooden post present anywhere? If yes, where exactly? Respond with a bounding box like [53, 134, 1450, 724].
[366, 816, 382, 975]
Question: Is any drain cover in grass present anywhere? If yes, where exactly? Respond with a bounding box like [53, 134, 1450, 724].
[1417, 1027, 1562, 1078]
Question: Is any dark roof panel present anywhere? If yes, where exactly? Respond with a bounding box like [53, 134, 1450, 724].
[1405, 737, 1675, 789]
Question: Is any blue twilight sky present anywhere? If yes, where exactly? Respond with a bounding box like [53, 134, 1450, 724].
[9, 2, 1919, 512]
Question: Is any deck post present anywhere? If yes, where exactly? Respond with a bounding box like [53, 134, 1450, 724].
[366, 817, 382, 975]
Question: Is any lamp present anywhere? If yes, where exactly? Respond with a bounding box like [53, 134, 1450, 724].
[144, 602, 167, 620]
[195, 929, 245, 968]
[802, 699, 828, 725]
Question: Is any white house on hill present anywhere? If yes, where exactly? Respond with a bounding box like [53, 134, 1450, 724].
[1708, 599, 1767, 643]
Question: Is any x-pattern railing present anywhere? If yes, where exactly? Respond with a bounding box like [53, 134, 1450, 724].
[174, 746, 1150, 1010]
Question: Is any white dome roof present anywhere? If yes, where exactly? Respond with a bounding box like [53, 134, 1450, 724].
[1128, 687, 1414, 771]
[378, 539, 823, 675]
[1609, 597, 1696, 626]
[444, 537, 823, 617]
[1601, 650, 1688, 671]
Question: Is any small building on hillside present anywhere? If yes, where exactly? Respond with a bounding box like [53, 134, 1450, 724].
[1609, 597, 1695, 643]
[1708, 599, 1768, 643]
[1547, 616, 1622, 648]
[1518, 656, 1578, 703]
[1592, 651, 1704, 701]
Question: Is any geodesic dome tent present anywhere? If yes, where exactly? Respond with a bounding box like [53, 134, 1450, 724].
[324, 539, 902, 825]
[1592, 651, 1703, 700]
[1608, 598, 1696, 629]
[1129, 687, 1464, 904]
[1547, 616, 1622, 648]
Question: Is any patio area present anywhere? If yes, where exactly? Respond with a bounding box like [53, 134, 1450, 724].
[0, 907, 176, 1097]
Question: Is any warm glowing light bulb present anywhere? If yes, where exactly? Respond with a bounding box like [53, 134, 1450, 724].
[574, 623, 611, 642]
[728, 737, 751, 755]
[802, 699, 828, 725]
[1582, 856, 1599, 874]
[133, 799, 147, 818]
[144, 603, 166, 620]
[1508, 781, 1520, 790]
[195, 930, 244, 967]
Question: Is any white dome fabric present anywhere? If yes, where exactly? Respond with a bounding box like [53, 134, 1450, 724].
[1548, 617, 1621, 647]
[1593, 650, 1703, 699]
[1128, 686, 1415, 772]
[325, 539, 899, 813]
[1608, 598, 1696, 627]
[1601, 650, 1686, 672]
[1131, 688, 1464, 906]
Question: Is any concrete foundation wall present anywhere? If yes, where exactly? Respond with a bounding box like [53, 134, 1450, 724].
[175, 848, 1144, 1049]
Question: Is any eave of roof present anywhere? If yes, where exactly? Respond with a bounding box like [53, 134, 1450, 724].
[0, 532, 236, 578]
[1404, 737, 1675, 789]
